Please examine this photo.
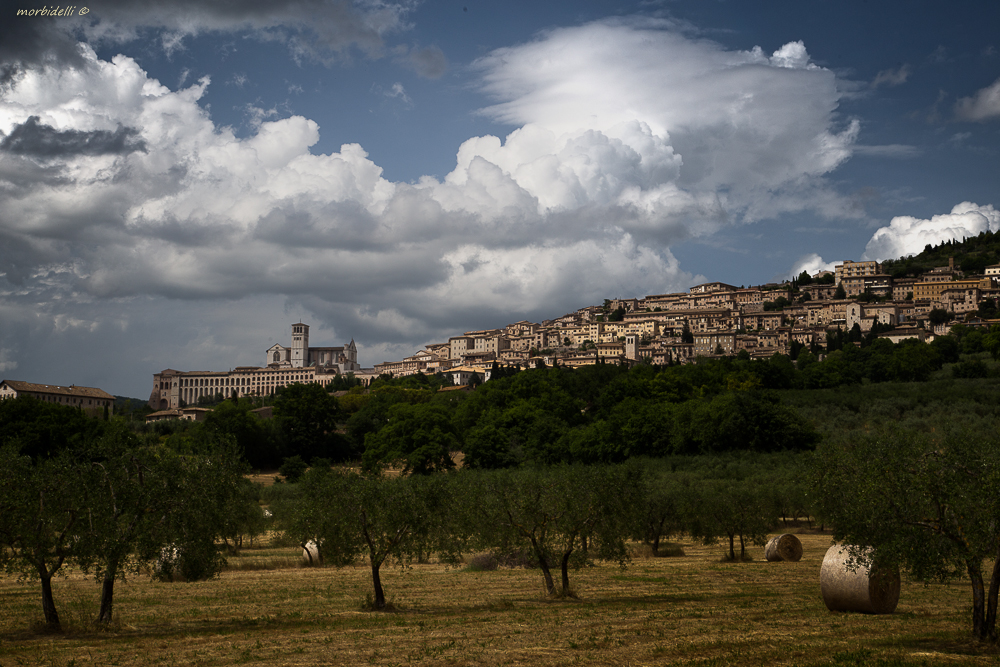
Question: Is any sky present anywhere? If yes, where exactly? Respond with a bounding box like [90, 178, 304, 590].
[1, 0, 999, 399]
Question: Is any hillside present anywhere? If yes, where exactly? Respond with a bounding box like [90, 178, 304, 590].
[881, 229, 1000, 277]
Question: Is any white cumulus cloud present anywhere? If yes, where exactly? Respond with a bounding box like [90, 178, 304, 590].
[469, 18, 858, 229]
[862, 202, 1000, 261]
[955, 77, 1000, 121]
[788, 253, 837, 279]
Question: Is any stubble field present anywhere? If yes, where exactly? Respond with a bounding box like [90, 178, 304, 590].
[0, 533, 996, 666]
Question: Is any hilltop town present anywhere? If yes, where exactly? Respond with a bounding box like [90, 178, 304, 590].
[365, 257, 1000, 380]
[140, 254, 1000, 412]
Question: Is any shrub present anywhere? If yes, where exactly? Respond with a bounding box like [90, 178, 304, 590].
[465, 554, 499, 572]
[278, 455, 308, 483]
[494, 547, 539, 569]
[953, 359, 990, 379]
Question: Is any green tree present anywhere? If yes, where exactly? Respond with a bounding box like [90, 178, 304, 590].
[152, 437, 250, 583]
[688, 471, 777, 561]
[834, 284, 847, 300]
[76, 425, 166, 624]
[931, 334, 961, 364]
[362, 402, 459, 475]
[816, 426, 1000, 640]
[219, 479, 269, 554]
[202, 399, 278, 469]
[274, 383, 349, 463]
[890, 339, 942, 382]
[928, 308, 952, 325]
[291, 470, 451, 609]
[462, 465, 637, 597]
[278, 454, 309, 482]
[0, 395, 105, 459]
[673, 391, 818, 455]
[0, 445, 88, 630]
[630, 465, 690, 556]
[984, 324, 1000, 361]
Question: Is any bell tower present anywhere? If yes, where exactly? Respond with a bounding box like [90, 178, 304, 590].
[291, 322, 309, 368]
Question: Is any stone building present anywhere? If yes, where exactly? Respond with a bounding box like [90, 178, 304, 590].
[149, 322, 362, 410]
[0, 379, 114, 417]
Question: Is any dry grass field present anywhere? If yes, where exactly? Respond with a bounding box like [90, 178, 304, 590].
[1, 532, 997, 666]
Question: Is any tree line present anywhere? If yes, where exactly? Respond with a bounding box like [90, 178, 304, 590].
[0, 393, 815, 625]
[0, 397, 261, 630]
[269, 454, 812, 609]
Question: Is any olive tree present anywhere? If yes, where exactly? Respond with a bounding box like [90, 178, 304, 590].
[0, 444, 90, 631]
[816, 426, 1000, 641]
[462, 464, 638, 597]
[286, 469, 452, 610]
[149, 438, 251, 583]
[630, 465, 693, 557]
[79, 429, 250, 621]
[688, 473, 777, 562]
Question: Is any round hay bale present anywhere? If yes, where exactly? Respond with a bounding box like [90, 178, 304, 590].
[765, 534, 803, 562]
[154, 544, 181, 580]
[820, 544, 899, 614]
[157, 544, 180, 568]
[302, 540, 323, 566]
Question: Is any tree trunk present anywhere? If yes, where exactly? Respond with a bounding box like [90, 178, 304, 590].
[39, 572, 61, 631]
[651, 533, 661, 557]
[727, 533, 736, 561]
[986, 548, 1000, 641]
[968, 559, 987, 640]
[739, 534, 747, 561]
[561, 550, 573, 597]
[371, 559, 386, 610]
[537, 555, 556, 595]
[528, 537, 556, 595]
[98, 562, 118, 624]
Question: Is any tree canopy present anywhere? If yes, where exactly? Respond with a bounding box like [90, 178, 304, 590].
[817, 425, 1000, 641]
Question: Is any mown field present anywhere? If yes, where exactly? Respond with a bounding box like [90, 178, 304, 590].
[1, 533, 996, 667]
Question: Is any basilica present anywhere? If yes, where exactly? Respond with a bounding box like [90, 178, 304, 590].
[148, 323, 361, 410]
[265, 322, 360, 371]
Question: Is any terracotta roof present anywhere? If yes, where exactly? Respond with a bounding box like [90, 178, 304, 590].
[1, 380, 114, 400]
[147, 409, 182, 418]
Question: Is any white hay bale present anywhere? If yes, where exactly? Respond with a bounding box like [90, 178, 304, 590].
[820, 544, 899, 614]
[154, 544, 181, 577]
[765, 534, 803, 562]
[302, 539, 323, 566]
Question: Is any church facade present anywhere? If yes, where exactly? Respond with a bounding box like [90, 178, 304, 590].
[263, 323, 361, 371]
[148, 323, 362, 410]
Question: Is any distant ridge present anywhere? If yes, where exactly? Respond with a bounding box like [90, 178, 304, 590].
[881, 229, 1000, 278]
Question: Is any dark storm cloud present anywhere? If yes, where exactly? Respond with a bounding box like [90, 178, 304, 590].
[0, 116, 147, 158]
[75, 0, 417, 60]
[0, 153, 70, 190]
[0, 16, 88, 83]
[253, 202, 386, 251]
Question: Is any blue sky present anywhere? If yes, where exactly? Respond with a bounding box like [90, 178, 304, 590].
[0, 0, 998, 398]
